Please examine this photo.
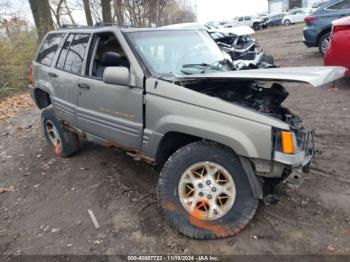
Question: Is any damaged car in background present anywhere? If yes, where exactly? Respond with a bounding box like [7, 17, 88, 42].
[29, 27, 346, 240]
[161, 22, 276, 70]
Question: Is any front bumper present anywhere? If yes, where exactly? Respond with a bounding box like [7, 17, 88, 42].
[233, 51, 264, 68]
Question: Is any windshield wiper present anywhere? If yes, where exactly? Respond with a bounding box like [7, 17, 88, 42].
[180, 63, 211, 74]
[181, 59, 234, 75]
[182, 63, 211, 68]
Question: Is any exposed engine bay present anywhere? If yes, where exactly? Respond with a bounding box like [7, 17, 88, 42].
[180, 79, 302, 129]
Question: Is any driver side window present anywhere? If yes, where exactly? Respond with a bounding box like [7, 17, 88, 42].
[86, 32, 130, 79]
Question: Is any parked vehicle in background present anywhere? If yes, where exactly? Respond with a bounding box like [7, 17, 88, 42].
[161, 22, 275, 70]
[282, 8, 313, 25]
[28, 25, 345, 239]
[269, 13, 286, 26]
[324, 16, 350, 76]
[232, 16, 265, 30]
[160, 22, 255, 36]
[311, 0, 331, 11]
[303, 0, 350, 55]
[259, 15, 271, 28]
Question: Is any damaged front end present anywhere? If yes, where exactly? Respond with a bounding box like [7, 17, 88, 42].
[173, 66, 346, 185]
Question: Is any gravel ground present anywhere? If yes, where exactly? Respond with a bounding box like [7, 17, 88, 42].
[0, 24, 349, 256]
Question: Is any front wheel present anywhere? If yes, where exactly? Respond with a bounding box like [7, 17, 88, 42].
[253, 23, 261, 31]
[158, 141, 258, 239]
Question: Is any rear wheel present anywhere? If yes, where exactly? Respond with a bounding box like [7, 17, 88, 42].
[318, 32, 331, 56]
[158, 141, 258, 239]
[41, 108, 79, 157]
[284, 19, 291, 25]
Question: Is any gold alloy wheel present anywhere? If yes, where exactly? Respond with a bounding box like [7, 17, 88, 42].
[45, 120, 61, 146]
[178, 161, 236, 221]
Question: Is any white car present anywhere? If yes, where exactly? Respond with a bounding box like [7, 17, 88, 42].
[161, 22, 254, 37]
[282, 8, 313, 25]
[231, 16, 265, 30]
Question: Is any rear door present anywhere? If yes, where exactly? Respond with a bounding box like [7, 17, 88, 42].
[76, 32, 144, 150]
[50, 33, 91, 123]
[33, 32, 66, 111]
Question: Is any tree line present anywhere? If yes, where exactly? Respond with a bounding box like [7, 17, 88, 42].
[27, 0, 196, 40]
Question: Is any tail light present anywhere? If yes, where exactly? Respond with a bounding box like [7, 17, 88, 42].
[304, 16, 319, 22]
[332, 25, 350, 33]
[28, 65, 33, 85]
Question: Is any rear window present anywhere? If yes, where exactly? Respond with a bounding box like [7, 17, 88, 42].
[36, 33, 65, 66]
[327, 0, 350, 10]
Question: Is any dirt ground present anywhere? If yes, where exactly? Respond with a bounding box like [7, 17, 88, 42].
[0, 23, 350, 256]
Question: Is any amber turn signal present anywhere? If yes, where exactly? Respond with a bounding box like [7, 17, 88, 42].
[281, 131, 295, 154]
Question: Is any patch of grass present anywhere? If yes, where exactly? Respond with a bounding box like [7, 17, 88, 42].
[0, 31, 37, 100]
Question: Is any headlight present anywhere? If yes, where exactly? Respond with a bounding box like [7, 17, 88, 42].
[274, 129, 297, 155]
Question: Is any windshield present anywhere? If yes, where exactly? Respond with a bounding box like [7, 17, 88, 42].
[126, 30, 229, 76]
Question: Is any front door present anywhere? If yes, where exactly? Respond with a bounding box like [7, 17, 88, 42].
[76, 33, 143, 150]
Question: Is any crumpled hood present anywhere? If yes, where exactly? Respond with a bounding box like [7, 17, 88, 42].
[174, 66, 347, 87]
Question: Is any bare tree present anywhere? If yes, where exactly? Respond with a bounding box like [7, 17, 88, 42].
[29, 0, 54, 40]
[101, 0, 112, 23]
[89, 0, 102, 23]
[83, 0, 93, 25]
[112, 0, 124, 25]
[0, 0, 11, 36]
[63, 0, 76, 24]
[50, 0, 64, 27]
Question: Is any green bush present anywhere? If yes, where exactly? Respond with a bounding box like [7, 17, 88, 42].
[0, 30, 37, 100]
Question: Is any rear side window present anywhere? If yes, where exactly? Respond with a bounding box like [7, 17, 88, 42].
[36, 33, 65, 66]
[328, 0, 350, 10]
[56, 34, 74, 69]
[56, 33, 90, 75]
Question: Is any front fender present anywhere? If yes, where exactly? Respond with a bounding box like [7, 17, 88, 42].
[155, 114, 261, 158]
[143, 94, 273, 160]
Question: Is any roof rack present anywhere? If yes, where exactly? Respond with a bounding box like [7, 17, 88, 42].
[94, 22, 135, 28]
[60, 24, 86, 28]
[59, 23, 135, 29]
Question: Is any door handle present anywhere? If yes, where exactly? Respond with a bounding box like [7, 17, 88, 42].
[78, 83, 90, 90]
[48, 72, 58, 78]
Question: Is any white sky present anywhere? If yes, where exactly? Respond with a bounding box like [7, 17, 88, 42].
[197, 0, 268, 21]
[9, 0, 268, 25]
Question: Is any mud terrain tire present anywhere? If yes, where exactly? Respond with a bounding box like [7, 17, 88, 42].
[41, 108, 79, 157]
[158, 141, 258, 239]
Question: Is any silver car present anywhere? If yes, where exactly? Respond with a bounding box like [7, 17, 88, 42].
[29, 26, 346, 239]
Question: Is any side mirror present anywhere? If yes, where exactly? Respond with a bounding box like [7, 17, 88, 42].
[103, 67, 130, 86]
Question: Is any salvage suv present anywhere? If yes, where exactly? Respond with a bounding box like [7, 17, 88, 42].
[29, 25, 346, 239]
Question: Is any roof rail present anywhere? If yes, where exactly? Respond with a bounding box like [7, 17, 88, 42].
[94, 22, 135, 28]
[58, 23, 136, 30]
[59, 24, 91, 29]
